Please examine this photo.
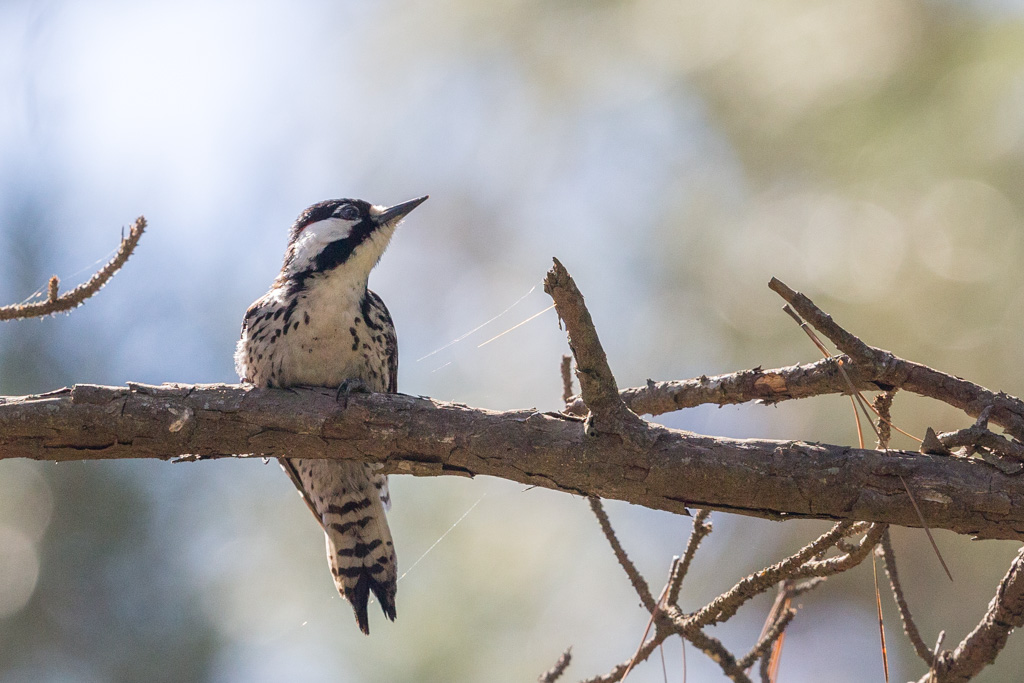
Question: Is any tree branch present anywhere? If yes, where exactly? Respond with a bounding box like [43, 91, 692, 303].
[539, 648, 572, 683]
[667, 509, 712, 605]
[685, 522, 854, 629]
[923, 545, 1024, 682]
[564, 284, 1024, 457]
[564, 356, 875, 417]
[0, 217, 146, 320]
[544, 257, 644, 437]
[588, 497, 657, 612]
[768, 277, 1024, 442]
[880, 529, 934, 665]
[2, 383, 1024, 540]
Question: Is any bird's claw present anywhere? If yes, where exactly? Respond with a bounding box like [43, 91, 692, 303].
[336, 378, 371, 406]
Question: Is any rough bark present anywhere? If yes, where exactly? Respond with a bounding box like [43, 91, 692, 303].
[2, 382, 1021, 541]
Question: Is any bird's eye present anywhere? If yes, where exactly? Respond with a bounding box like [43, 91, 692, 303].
[335, 204, 359, 221]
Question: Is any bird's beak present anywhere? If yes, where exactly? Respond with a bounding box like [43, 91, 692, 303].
[375, 195, 428, 225]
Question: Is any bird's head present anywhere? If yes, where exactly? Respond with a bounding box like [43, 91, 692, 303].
[280, 195, 427, 286]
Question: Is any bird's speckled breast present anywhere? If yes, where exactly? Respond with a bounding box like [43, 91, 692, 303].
[275, 276, 390, 392]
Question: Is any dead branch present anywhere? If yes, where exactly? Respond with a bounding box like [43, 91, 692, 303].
[3, 382, 1024, 540]
[565, 284, 1024, 454]
[564, 356, 877, 417]
[580, 520, 884, 681]
[539, 648, 573, 683]
[0, 217, 146, 321]
[686, 522, 855, 629]
[588, 497, 657, 612]
[544, 258, 645, 438]
[737, 607, 795, 671]
[667, 509, 712, 605]
[937, 412, 1024, 463]
[922, 546, 1024, 683]
[880, 529, 934, 665]
[768, 278, 1024, 442]
[790, 523, 886, 579]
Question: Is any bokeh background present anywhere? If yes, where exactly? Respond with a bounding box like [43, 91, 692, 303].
[2, 1, 1024, 681]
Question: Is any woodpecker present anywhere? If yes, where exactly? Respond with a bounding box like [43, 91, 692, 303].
[235, 195, 427, 634]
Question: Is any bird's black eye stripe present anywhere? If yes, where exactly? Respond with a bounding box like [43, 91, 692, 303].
[334, 204, 360, 221]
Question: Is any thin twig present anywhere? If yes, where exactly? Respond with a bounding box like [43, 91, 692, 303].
[737, 607, 796, 670]
[686, 522, 854, 629]
[538, 648, 572, 683]
[0, 217, 146, 321]
[769, 277, 1024, 442]
[588, 497, 656, 612]
[879, 529, 934, 664]
[619, 581, 671, 681]
[789, 577, 827, 596]
[683, 628, 752, 683]
[770, 279, 877, 361]
[875, 390, 895, 450]
[579, 632, 670, 683]
[919, 547, 1024, 682]
[789, 523, 885, 579]
[748, 574, 830, 679]
[760, 601, 790, 682]
[667, 509, 712, 605]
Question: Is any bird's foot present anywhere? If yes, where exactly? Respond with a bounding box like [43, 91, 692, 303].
[335, 378, 371, 406]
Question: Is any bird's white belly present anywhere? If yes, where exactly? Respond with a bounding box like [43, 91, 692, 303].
[279, 312, 356, 385]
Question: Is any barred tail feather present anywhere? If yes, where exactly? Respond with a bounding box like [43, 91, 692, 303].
[324, 491, 398, 634]
[284, 458, 397, 634]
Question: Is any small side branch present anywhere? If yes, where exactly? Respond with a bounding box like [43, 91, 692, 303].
[686, 522, 854, 629]
[579, 632, 670, 683]
[588, 497, 656, 612]
[768, 277, 1024, 442]
[737, 607, 796, 670]
[767, 278, 876, 362]
[792, 523, 886, 579]
[667, 509, 712, 605]
[539, 648, 572, 683]
[0, 217, 146, 321]
[683, 629, 751, 683]
[566, 280, 1024, 446]
[938, 425, 1024, 462]
[544, 258, 643, 435]
[564, 357, 881, 417]
[924, 546, 1024, 682]
[880, 529, 934, 665]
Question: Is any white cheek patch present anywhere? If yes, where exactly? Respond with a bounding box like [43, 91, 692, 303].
[289, 218, 354, 271]
[299, 217, 353, 246]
